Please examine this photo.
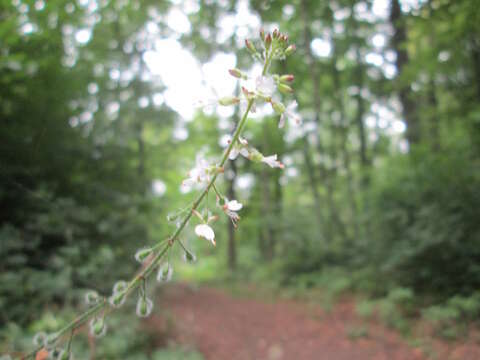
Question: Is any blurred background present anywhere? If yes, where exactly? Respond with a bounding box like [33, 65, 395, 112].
[1, 0, 480, 359]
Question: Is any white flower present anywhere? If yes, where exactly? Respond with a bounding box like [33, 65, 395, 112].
[182, 156, 211, 187]
[262, 154, 284, 169]
[255, 76, 276, 97]
[229, 137, 250, 160]
[195, 223, 215, 245]
[225, 199, 243, 211]
[279, 100, 301, 128]
[221, 199, 243, 227]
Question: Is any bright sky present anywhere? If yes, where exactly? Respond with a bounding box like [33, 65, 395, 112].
[140, 0, 422, 128]
[14, 0, 423, 193]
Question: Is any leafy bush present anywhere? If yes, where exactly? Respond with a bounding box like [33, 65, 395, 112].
[367, 146, 480, 299]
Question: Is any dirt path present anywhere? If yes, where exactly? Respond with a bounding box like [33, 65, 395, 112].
[148, 284, 479, 360]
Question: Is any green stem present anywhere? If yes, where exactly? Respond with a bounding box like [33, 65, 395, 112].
[20, 48, 273, 360]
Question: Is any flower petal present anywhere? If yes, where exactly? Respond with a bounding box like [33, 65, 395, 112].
[227, 200, 243, 211]
[278, 113, 286, 128]
[195, 224, 216, 245]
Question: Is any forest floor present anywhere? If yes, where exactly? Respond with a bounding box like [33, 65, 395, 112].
[147, 283, 480, 360]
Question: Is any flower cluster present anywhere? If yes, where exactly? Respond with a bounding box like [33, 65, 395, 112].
[19, 28, 297, 360]
[182, 155, 224, 188]
[228, 136, 284, 168]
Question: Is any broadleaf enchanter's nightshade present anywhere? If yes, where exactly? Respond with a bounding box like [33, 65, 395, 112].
[18, 28, 299, 360]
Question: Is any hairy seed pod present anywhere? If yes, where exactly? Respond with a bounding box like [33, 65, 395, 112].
[89, 318, 106, 338]
[134, 247, 153, 263]
[56, 349, 73, 360]
[109, 291, 126, 308]
[85, 290, 100, 305]
[33, 332, 47, 347]
[157, 263, 173, 283]
[136, 297, 153, 318]
[183, 250, 197, 263]
[113, 280, 127, 294]
[44, 333, 59, 350]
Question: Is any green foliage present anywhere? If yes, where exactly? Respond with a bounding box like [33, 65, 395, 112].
[422, 292, 480, 339]
[368, 146, 480, 297]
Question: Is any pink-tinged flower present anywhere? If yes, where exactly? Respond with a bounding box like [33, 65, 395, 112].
[182, 156, 211, 187]
[218, 197, 243, 228]
[279, 100, 301, 128]
[255, 76, 276, 97]
[262, 154, 285, 169]
[195, 223, 215, 245]
[225, 199, 243, 211]
[229, 136, 250, 160]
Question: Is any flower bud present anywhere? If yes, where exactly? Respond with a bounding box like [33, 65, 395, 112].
[136, 297, 153, 318]
[245, 39, 256, 53]
[260, 28, 265, 42]
[157, 263, 173, 283]
[248, 149, 265, 163]
[265, 33, 272, 50]
[273, 29, 279, 39]
[134, 247, 153, 263]
[271, 101, 286, 114]
[109, 291, 126, 308]
[33, 332, 47, 347]
[278, 84, 293, 94]
[85, 290, 100, 305]
[241, 86, 253, 99]
[218, 96, 240, 106]
[228, 68, 242, 79]
[285, 44, 296, 56]
[89, 318, 106, 338]
[280, 74, 294, 83]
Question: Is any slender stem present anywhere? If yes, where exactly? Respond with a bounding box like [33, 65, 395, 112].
[212, 183, 223, 200]
[20, 49, 273, 360]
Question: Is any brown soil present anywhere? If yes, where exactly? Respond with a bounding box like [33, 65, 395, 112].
[148, 284, 480, 360]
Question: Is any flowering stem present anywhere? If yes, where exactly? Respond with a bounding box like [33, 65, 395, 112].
[21, 41, 274, 360]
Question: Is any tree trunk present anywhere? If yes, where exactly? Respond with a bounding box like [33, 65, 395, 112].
[260, 164, 275, 261]
[302, 137, 326, 233]
[300, 0, 347, 243]
[390, 0, 420, 145]
[331, 50, 359, 242]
